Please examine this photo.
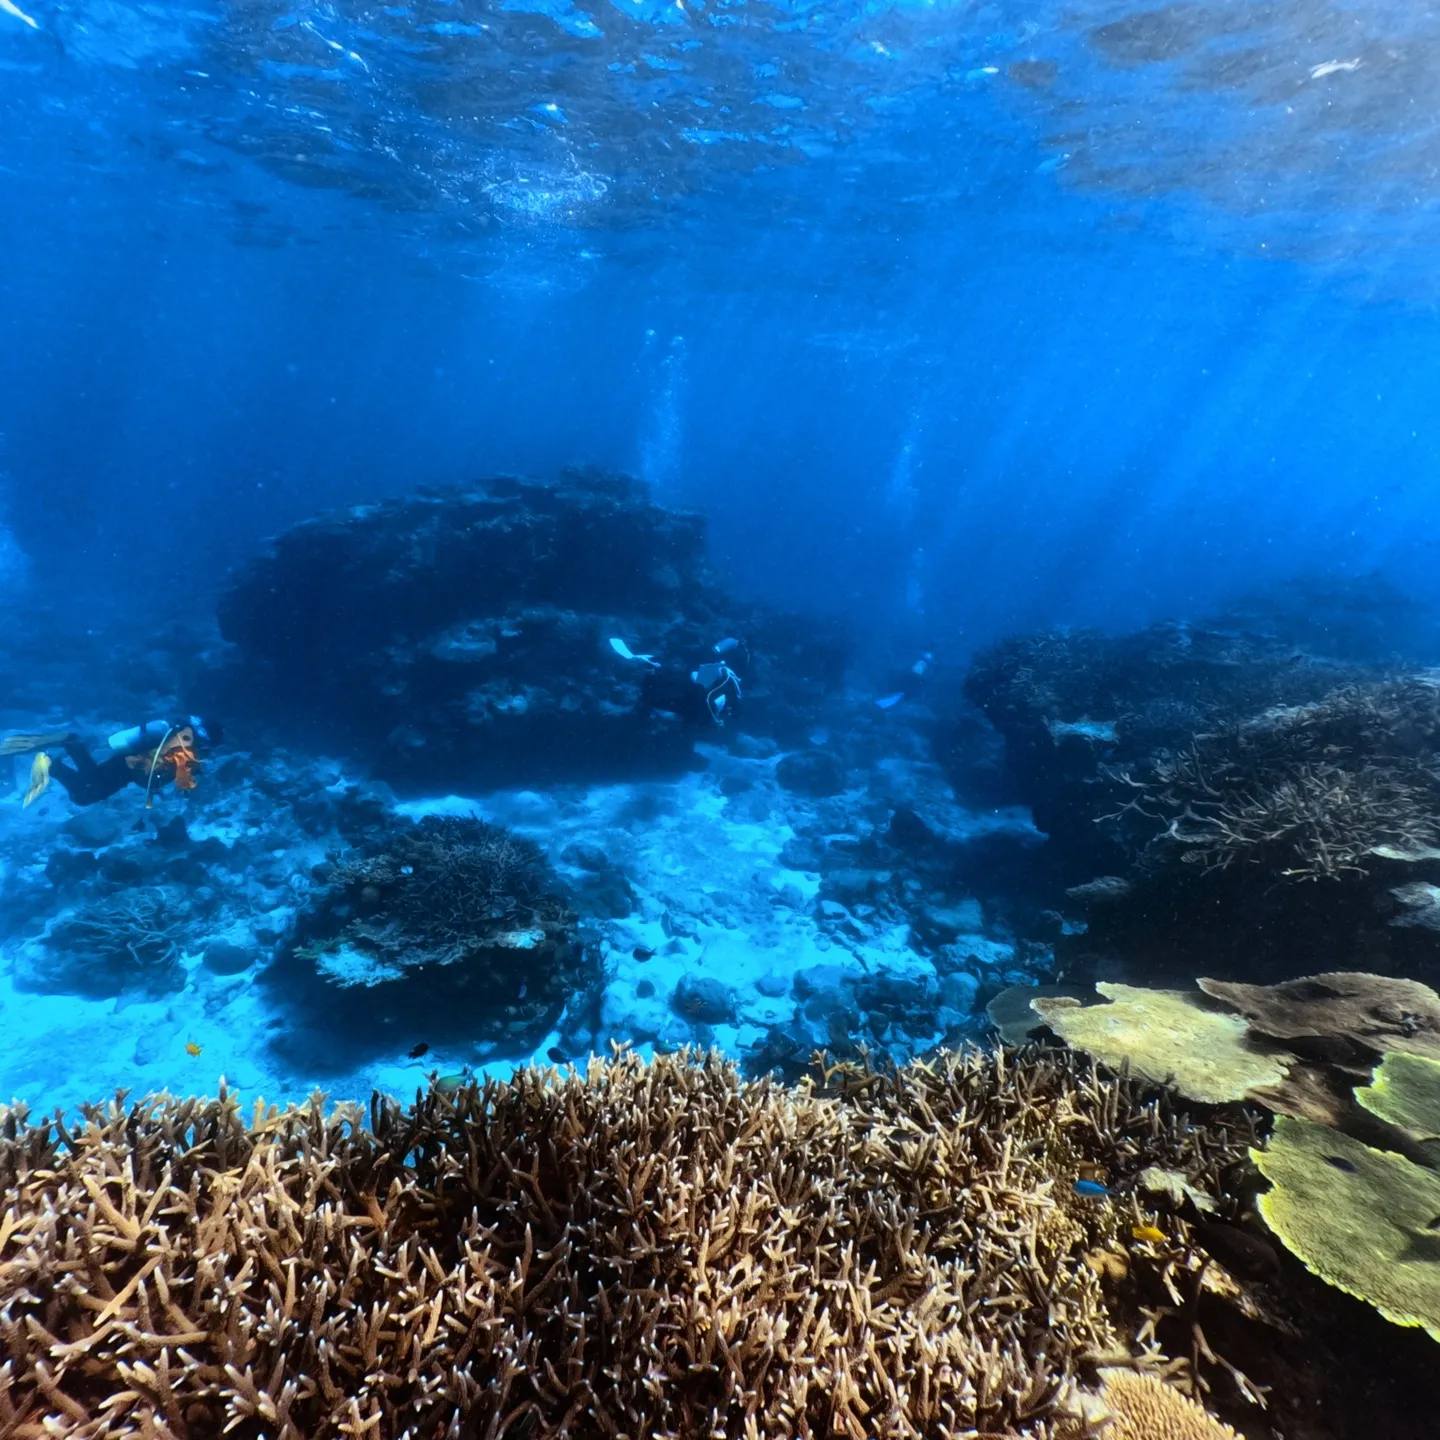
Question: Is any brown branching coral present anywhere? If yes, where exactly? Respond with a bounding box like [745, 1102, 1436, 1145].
[1101, 678, 1440, 882]
[1140, 758, 1438, 880]
[0, 1048, 1248, 1440]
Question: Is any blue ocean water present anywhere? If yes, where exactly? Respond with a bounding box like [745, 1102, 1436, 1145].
[2, 0, 1440, 1126]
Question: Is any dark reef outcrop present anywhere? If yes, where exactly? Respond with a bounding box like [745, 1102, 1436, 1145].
[269, 813, 593, 1057]
[963, 621, 1440, 987]
[211, 469, 847, 788]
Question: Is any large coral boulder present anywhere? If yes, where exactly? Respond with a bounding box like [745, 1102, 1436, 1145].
[271, 813, 591, 1056]
[212, 470, 846, 787]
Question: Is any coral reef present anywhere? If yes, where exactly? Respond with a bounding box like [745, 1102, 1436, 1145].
[962, 621, 1363, 868]
[0, 1047, 1254, 1439]
[210, 470, 848, 788]
[1, 745, 402, 1024]
[1029, 983, 1289, 1104]
[0, 693, 1043, 1115]
[963, 621, 1440, 984]
[1254, 1116, 1440, 1341]
[28, 889, 188, 998]
[1111, 679, 1440, 881]
[273, 813, 590, 1056]
[1023, 970, 1440, 1356]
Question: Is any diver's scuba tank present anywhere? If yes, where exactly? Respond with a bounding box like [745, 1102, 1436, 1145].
[107, 720, 172, 753]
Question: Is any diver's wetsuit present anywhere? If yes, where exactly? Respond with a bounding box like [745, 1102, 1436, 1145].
[48, 741, 145, 806]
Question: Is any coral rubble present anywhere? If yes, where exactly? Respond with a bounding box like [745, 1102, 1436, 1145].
[0, 1047, 1249, 1439]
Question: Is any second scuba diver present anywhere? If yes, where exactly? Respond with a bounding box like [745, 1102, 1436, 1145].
[4, 716, 222, 808]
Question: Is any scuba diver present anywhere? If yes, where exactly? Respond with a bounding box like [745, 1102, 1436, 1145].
[690, 658, 742, 725]
[610, 634, 746, 728]
[875, 650, 934, 710]
[3, 716, 222, 808]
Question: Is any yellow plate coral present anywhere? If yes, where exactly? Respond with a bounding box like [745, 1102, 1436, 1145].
[1031, 982, 1289, 1104]
[1254, 1115, 1440, 1342]
[1355, 1050, 1440, 1142]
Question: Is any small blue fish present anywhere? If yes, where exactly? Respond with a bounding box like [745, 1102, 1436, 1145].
[1073, 1178, 1110, 1198]
[875, 692, 905, 710]
[713, 636, 740, 655]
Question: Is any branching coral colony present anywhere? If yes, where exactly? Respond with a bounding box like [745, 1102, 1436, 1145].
[0, 1049, 1255, 1440]
[1088, 677, 1440, 883]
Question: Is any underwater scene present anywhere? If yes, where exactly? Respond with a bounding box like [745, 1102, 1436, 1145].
[4, 0, 1440, 1434]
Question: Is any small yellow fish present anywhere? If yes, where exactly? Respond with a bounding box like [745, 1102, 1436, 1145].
[185, 1041, 203, 1057]
[23, 752, 50, 807]
[1132, 1224, 1166, 1244]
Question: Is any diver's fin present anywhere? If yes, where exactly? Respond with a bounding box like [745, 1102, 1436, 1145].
[23, 752, 51, 807]
[1, 730, 74, 756]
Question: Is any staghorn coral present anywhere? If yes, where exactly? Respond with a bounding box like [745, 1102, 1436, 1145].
[0, 1047, 1248, 1440]
[37, 889, 188, 997]
[1129, 755, 1440, 881]
[1102, 677, 1440, 883]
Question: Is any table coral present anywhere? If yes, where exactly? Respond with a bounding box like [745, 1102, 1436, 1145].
[1198, 971, 1440, 1063]
[1355, 1050, 1440, 1141]
[1253, 1114, 1440, 1342]
[1030, 982, 1289, 1104]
